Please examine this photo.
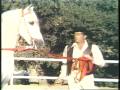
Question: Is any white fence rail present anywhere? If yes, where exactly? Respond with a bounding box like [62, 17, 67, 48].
[10, 57, 119, 85]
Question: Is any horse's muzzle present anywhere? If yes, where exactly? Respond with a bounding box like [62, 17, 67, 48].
[33, 39, 45, 49]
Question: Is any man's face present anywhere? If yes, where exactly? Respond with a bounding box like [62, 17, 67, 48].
[74, 32, 86, 43]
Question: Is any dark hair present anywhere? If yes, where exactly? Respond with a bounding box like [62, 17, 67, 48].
[73, 26, 87, 35]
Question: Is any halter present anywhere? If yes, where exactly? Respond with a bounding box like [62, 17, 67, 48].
[21, 8, 31, 17]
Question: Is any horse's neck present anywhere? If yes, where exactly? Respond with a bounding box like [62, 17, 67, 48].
[2, 9, 22, 49]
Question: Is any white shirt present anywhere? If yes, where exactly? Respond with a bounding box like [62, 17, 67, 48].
[63, 41, 106, 67]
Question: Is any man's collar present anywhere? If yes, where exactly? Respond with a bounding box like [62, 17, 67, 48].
[71, 40, 88, 51]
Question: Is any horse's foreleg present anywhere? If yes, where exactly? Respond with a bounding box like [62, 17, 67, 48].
[1, 51, 14, 88]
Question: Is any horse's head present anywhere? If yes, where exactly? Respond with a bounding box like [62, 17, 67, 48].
[19, 5, 44, 49]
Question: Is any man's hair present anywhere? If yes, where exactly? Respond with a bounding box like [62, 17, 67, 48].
[73, 26, 87, 35]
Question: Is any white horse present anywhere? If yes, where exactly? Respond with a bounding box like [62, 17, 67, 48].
[1, 5, 44, 89]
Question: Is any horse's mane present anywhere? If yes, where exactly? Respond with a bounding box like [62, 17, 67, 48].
[2, 9, 23, 49]
[2, 9, 22, 21]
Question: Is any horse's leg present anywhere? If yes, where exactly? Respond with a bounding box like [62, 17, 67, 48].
[1, 51, 14, 89]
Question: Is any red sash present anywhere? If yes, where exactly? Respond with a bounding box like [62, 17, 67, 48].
[73, 56, 94, 81]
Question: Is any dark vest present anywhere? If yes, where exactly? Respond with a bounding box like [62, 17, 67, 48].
[66, 42, 94, 75]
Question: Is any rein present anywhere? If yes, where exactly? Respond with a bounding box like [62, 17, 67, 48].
[1, 47, 34, 52]
[1, 46, 94, 81]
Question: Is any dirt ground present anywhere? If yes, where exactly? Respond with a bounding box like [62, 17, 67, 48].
[3, 84, 118, 90]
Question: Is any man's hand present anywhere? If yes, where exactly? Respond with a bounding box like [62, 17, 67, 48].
[83, 55, 93, 61]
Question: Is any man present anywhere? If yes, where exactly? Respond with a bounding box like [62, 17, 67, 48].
[56, 31, 106, 89]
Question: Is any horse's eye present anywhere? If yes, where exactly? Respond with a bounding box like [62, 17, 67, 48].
[29, 21, 34, 25]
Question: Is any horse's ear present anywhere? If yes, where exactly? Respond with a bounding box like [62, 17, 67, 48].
[24, 4, 34, 11]
[25, 4, 32, 9]
[30, 6, 34, 11]
[23, 4, 34, 14]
